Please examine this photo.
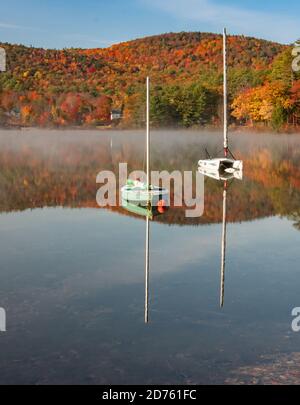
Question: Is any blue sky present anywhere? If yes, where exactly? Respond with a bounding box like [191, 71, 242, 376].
[0, 0, 299, 48]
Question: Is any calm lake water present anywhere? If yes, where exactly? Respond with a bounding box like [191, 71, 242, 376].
[0, 129, 300, 385]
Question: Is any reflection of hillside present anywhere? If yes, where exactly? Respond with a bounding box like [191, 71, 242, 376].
[0, 132, 300, 226]
[243, 149, 300, 229]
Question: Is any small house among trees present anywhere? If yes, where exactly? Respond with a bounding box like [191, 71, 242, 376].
[111, 109, 122, 121]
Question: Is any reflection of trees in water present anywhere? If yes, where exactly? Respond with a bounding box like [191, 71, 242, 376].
[287, 213, 300, 230]
[0, 133, 300, 227]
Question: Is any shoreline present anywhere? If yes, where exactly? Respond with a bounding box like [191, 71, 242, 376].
[1, 125, 300, 135]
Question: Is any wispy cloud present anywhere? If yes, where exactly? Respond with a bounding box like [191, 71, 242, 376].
[0, 21, 42, 31]
[140, 0, 299, 43]
[0, 22, 27, 29]
[88, 39, 119, 47]
[62, 33, 119, 48]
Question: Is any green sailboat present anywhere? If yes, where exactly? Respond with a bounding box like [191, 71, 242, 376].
[121, 77, 169, 213]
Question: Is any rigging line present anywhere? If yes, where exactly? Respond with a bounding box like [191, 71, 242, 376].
[204, 148, 212, 159]
[228, 148, 236, 160]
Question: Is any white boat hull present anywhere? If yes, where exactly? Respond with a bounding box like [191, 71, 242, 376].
[198, 166, 243, 181]
[198, 158, 243, 173]
[121, 181, 169, 207]
[198, 158, 243, 181]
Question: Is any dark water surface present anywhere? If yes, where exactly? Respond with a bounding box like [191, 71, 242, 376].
[0, 129, 300, 385]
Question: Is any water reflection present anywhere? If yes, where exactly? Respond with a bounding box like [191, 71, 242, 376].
[1, 130, 300, 384]
[1, 130, 300, 228]
[198, 172, 237, 308]
[145, 215, 150, 324]
[122, 193, 169, 323]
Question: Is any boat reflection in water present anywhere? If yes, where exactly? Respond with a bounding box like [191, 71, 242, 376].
[199, 165, 243, 308]
[121, 191, 168, 324]
[121, 180, 169, 219]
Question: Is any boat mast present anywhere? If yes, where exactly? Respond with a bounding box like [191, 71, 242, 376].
[146, 76, 150, 189]
[223, 28, 229, 157]
[220, 181, 227, 308]
[145, 77, 151, 323]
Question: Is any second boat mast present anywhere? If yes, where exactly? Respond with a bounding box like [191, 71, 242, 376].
[223, 28, 228, 157]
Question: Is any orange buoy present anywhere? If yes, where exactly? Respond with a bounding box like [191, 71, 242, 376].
[157, 199, 167, 214]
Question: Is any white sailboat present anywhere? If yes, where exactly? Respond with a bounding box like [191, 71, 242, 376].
[121, 77, 169, 209]
[198, 28, 243, 177]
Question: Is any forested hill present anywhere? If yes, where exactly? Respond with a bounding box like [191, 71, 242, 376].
[0, 32, 299, 129]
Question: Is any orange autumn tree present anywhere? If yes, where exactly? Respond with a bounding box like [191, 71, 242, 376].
[0, 92, 18, 111]
[232, 81, 292, 126]
[60, 94, 84, 124]
[20, 105, 33, 124]
[84, 95, 112, 125]
[93, 95, 112, 123]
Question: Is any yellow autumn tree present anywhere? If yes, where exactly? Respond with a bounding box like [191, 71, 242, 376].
[232, 82, 292, 124]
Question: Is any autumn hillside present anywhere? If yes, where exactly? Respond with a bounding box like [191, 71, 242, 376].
[0, 32, 299, 129]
